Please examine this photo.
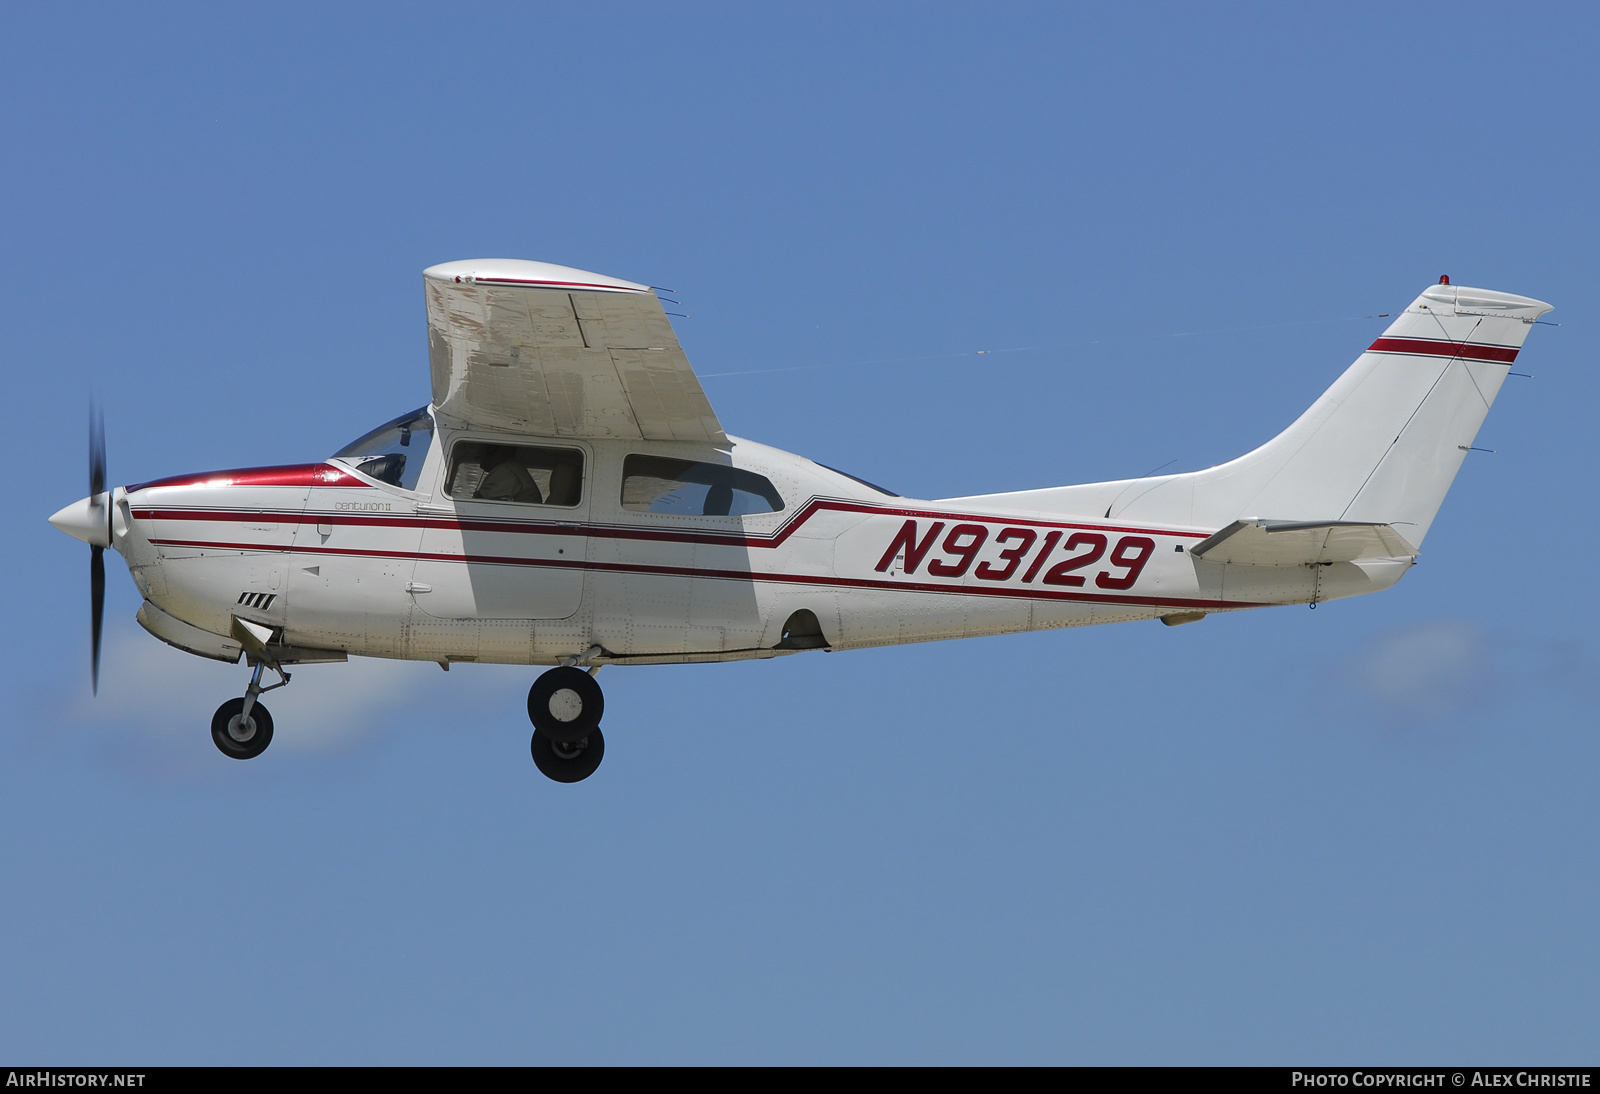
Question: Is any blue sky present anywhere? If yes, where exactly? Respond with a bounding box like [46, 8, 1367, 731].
[4, 3, 1598, 1063]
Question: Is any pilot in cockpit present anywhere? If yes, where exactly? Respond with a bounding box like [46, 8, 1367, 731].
[475, 446, 543, 504]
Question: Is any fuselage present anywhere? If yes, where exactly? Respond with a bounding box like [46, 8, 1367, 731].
[106, 419, 1406, 669]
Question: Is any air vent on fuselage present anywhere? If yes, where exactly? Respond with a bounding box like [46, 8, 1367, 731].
[775, 608, 830, 650]
[237, 592, 277, 610]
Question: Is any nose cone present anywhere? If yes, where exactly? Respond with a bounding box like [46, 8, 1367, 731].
[50, 494, 112, 547]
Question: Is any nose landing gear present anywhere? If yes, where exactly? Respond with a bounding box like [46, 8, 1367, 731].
[211, 659, 289, 760]
[527, 653, 606, 782]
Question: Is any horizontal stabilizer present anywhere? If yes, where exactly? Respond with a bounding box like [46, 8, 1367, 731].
[1190, 520, 1417, 566]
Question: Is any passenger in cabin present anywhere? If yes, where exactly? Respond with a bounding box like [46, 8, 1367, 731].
[703, 483, 733, 516]
[475, 447, 543, 504]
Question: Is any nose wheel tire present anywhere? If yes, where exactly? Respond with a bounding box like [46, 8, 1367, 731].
[530, 726, 605, 782]
[211, 697, 274, 760]
[527, 666, 604, 744]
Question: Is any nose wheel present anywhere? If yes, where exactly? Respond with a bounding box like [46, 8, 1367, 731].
[527, 665, 606, 782]
[211, 658, 288, 760]
[211, 696, 274, 759]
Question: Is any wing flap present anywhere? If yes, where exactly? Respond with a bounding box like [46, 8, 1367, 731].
[612, 348, 725, 441]
[424, 260, 726, 442]
[1190, 520, 1418, 565]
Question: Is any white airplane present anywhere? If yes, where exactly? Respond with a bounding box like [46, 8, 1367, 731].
[49, 261, 1551, 781]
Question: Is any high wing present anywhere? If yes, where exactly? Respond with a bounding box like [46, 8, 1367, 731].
[423, 259, 726, 443]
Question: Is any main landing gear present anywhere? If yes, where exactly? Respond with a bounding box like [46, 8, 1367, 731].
[527, 653, 606, 783]
[211, 659, 289, 760]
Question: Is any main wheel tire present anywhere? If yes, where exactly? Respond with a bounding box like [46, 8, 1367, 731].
[211, 697, 274, 760]
[527, 666, 604, 744]
[530, 726, 605, 783]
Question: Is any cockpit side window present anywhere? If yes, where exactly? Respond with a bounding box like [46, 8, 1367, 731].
[445, 442, 584, 507]
[332, 407, 435, 491]
[622, 455, 785, 516]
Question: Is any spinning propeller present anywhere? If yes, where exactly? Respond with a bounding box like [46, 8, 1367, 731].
[49, 407, 114, 694]
[88, 407, 106, 694]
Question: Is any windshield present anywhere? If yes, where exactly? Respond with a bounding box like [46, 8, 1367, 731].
[332, 407, 434, 491]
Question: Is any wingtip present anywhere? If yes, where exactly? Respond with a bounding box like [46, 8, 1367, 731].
[423, 259, 648, 294]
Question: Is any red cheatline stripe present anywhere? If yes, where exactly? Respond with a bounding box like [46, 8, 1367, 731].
[128, 496, 1214, 547]
[146, 536, 1272, 611]
[470, 277, 645, 293]
[1367, 337, 1519, 363]
[127, 464, 370, 492]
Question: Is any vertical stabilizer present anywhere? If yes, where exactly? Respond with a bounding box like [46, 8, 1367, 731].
[952, 281, 1551, 547]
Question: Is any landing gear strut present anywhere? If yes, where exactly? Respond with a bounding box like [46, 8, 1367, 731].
[527, 657, 606, 782]
[211, 659, 288, 760]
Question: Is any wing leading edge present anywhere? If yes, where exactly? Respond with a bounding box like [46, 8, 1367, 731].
[424, 259, 726, 443]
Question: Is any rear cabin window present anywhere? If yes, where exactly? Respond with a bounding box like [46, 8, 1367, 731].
[446, 443, 584, 506]
[621, 455, 784, 516]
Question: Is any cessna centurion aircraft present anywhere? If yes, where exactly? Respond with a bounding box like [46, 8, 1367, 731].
[49, 261, 1550, 781]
